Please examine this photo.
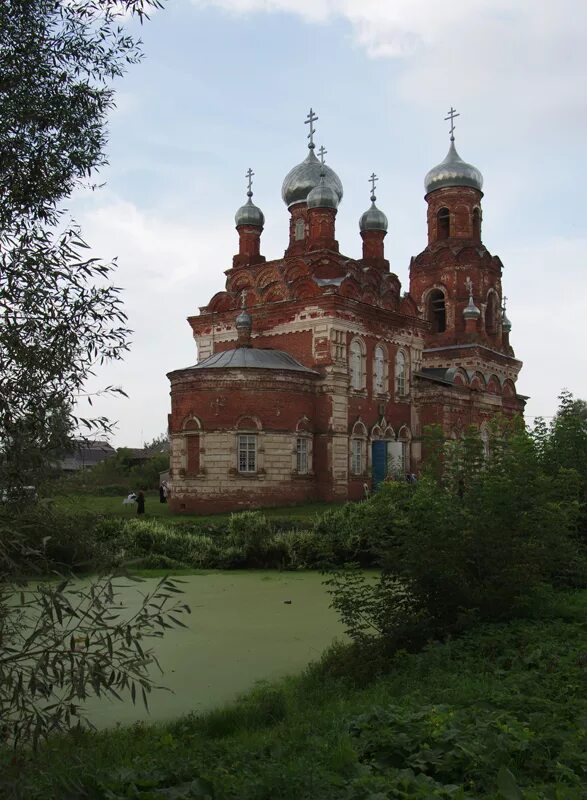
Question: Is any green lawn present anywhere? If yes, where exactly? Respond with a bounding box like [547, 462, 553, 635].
[51, 492, 342, 524]
[6, 589, 587, 799]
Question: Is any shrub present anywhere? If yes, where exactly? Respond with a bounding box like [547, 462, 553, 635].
[327, 418, 587, 649]
[276, 529, 330, 569]
[226, 512, 274, 565]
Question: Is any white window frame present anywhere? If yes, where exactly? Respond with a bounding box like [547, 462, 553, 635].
[237, 433, 257, 473]
[374, 344, 386, 394]
[349, 338, 365, 391]
[351, 439, 363, 475]
[296, 436, 309, 474]
[396, 350, 408, 397]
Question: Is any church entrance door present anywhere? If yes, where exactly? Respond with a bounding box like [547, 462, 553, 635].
[371, 440, 387, 489]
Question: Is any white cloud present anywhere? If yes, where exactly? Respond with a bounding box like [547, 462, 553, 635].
[189, 0, 587, 133]
[502, 235, 587, 420]
[70, 195, 234, 446]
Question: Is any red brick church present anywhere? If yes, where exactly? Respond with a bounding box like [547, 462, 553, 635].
[167, 109, 525, 513]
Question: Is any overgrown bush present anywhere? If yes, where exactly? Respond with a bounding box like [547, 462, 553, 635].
[327, 410, 587, 650]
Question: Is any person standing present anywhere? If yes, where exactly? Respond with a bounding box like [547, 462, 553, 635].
[159, 484, 166, 503]
[136, 490, 145, 515]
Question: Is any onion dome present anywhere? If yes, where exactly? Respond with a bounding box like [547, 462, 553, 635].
[425, 140, 483, 195]
[359, 174, 388, 232]
[463, 280, 481, 320]
[235, 167, 264, 227]
[236, 308, 252, 331]
[501, 298, 512, 332]
[235, 198, 264, 227]
[282, 149, 343, 208]
[307, 150, 339, 210]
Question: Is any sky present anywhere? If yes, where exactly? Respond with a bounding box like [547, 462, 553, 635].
[71, 0, 587, 447]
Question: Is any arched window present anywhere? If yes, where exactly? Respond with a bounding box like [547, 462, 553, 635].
[295, 418, 313, 475]
[350, 421, 367, 476]
[486, 292, 497, 335]
[395, 350, 408, 397]
[472, 207, 481, 240]
[428, 290, 446, 333]
[349, 339, 364, 390]
[437, 207, 450, 240]
[295, 219, 305, 241]
[236, 416, 262, 474]
[373, 345, 386, 394]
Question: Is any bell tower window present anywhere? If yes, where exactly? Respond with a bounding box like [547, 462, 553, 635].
[437, 207, 450, 240]
[472, 207, 481, 240]
[486, 292, 497, 336]
[428, 290, 446, 333]
[295, 219, 305, 241]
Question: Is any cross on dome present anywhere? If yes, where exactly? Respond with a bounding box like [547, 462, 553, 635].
[305, 107, 318, 150]
[502, 294, 508, 311]
[240, 289, 247, 309]
[245, 167, 254, 197]
[369, 172, 378, 201]
[317, 145, 327, 165]
[444, 106, 460, 141]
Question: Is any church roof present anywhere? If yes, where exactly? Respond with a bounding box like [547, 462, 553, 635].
[179, 348, 319, 374]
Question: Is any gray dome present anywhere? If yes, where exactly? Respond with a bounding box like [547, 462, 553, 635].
[186, 348, 319, 374]
[236, 309, 252, 329]
[282, 149, 343, 208]
[425, 141, 483, 194]
[463, 295, 481, 320]
[235, 197, 264, 228]
[307, 178, 339, 210]
[502, 310, 512, 333]
[360, 201, 388, 232]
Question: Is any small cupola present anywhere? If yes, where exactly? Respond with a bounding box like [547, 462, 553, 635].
[233, 168, 266, 268]
[235, 294, 253, 348]
[359, 172, 388, 233]
[501, 296, 512, 333]
[359, 173, 388, 269]
[307, 145, 339, 210]
[424, 108, 483, 195]
[235, 168, 264, 228]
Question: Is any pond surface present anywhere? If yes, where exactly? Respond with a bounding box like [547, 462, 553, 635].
[80, 571, 345, 729]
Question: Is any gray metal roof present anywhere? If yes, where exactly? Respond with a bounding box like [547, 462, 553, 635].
[424, 140, 483, 194]
[281, 149, 343, 208]
[183, 348, 319, 374]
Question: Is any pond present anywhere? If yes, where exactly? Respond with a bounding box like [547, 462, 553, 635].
[80, 571, 345, 729]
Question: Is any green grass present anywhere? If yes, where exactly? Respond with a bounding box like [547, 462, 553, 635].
[5, 589, 587, 799]
[50, 492, 341, 524]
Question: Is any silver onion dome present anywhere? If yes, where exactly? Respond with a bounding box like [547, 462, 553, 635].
[235, 309, 252, 330]
[502, 310, 512, 333]
[307, 175, 339, 210]
[235, 197, 264, 228]
[463, 295, 481, 320]
[282, 149, 343, 208]
[360, 201, 388, 232]
[425, 140, 483, 195]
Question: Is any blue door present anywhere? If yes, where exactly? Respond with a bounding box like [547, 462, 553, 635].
[372, 440, 387, 489]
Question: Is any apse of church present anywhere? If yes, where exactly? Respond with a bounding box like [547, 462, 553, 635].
[167, 108, 525, 513]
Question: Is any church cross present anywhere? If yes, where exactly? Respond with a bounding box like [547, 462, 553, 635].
[245, 167, 254, 196]
[502, 294, 508, 310]
[444, 106, 460, 141]
[305, 107, 318, 150]
[240, 289, 247, 309]
[369, 172, 378, 200]
[317, 145, 327, 165]
[465, 276, 473, 298]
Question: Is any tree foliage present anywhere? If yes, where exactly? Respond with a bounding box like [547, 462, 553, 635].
[327, 398, 587, 651]
[0, 0, 163, 492]
[0, 0, 191, 755]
